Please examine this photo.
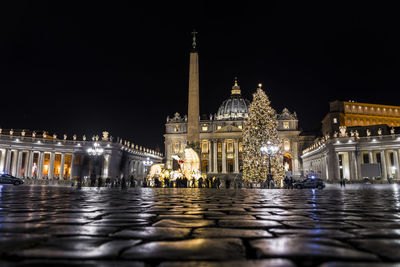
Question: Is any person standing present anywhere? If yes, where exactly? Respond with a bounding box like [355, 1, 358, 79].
[198, 177, 203, 188]
[97, 176, 102, 188]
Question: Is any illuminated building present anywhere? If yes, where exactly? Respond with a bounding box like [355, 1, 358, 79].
[302, 100, 400, 181]
[0, 130, 162, 180]
[164, 34, 314, 181]
[322, 100, 400, 136]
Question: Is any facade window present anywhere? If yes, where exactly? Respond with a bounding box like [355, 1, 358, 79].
[227, 141, 233, 153]
[174, 142, 180, 153]
[201, 125, 208, 131]
[283, 139, 290, 151]
[333, 118, 338, 124]
[201, 141, 208, 153]
[283, 121, 289, 129]
[217, 142, 222, 153]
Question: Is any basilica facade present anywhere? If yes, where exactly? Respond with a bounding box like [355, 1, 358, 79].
[164, 40, 314, 180]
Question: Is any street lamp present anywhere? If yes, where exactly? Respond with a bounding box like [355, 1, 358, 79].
[260, 141, 279, 188]
[143, 157, 153, 174]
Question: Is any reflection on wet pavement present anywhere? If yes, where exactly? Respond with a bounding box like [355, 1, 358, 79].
[0, 184, 399, 266]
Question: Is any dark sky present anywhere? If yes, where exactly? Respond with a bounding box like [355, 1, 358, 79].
[1, 1, 399, 151]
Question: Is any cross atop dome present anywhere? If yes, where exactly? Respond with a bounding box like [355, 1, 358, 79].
[191, 29, 198, 51]
[231, 77, 241, 95]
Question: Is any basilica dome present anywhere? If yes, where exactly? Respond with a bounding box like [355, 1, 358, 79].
[216, 79, 250, 120]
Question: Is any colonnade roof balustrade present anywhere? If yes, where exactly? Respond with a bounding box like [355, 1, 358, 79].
[302, 130, 400, 158]
[0, 130, 163, 159]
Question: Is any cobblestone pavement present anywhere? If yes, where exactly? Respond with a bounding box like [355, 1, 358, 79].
[0, 184, 400, 267]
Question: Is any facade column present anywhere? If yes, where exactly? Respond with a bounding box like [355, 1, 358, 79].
[368, 151, 374, 163]
[380, 150, 387, 179]
[234, 139, 239, 173]
[70, 153, 75, 179]
[16, 151, 23, 178]
[336, 152, 341, 180]
[213, 140, 218, 173]
[4, 149, 11, 173]
[393, 150, 399, 179]
[11, 151, 18, 177]
[222, 141, 227, 173]
[38, 152, 45, 178]
[23, 152, 29, 178]
[60, 153, 65, 179]
[102, 154, 110, 178]
[0, 150, 4, 172]
[27, 151, 34, 178]
[208, 140, 212, 173]
[48, 152, 55, 179]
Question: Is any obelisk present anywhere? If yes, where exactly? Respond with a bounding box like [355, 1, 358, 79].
[187, 30, 200, 144]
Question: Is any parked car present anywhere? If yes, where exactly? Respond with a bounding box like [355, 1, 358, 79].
[0, 174, 24, 185]
[294, 177, 325, 189]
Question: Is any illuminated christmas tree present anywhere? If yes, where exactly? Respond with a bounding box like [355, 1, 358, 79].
[242, 84, 284, 185]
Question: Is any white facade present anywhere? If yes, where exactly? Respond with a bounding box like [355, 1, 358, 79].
[0, 130, 162, 180]
[302, 127, 400, 181]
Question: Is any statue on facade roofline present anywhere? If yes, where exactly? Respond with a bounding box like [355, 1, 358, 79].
[339, 126, 347, 137]
[95, 135, 99, 141]
[350, 130, 354, 137]
[102, 131, 109, 141]
[10, 129, 14, 136]
[83, 135, 86, 141]
[32, 131, 36, 138]
[53, 134, 57, 139]
[73, 134, 77, 141]
[366, 129, 371, 137]
[378, 128, 382, 136]
[166, 116, 170, 122]
[391, 127, 395, 134]
[333, 131, 338, 138]
[0, 128, 2, 134]
[43, 131, 47, 138]
[21, 130, 26, 137]
[64, 134, 67, 140]
[355, 130, 360, 139]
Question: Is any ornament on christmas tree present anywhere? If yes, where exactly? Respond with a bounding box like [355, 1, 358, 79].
[242, 84, 285, 185]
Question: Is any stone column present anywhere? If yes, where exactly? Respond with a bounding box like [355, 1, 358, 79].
[208, 140, 212, 173]
[102, 154, 110, 178]
[4, 149, 11, 173]
[38, 152, 45, 179]
[393, 150, 399, 179]
[70, 154, 75, 179]
[11, 151, 18, 177]
[336, 152, 341, 180]
[27, 151, 34, 178]
[23, 152, 29, 178]
[60, 153, 65, 179]
[213, 140, 218, 173]
[380, 150, 387, 179]
[234, 139, 239, 173]
[16, 151, 23, 178]
[222, 141, 227, 174]
[48, 152, 55, 179]
[368, 151, 374, 163]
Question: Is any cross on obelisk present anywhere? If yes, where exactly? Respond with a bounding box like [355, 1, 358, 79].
[191, 29, 198, 49]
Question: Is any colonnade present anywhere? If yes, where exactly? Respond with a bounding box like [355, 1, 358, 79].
[0, 149, 77, 179]
[205, 139, 240, 174]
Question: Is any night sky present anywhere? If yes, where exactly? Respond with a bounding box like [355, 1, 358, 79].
[1, 1, 399, 151]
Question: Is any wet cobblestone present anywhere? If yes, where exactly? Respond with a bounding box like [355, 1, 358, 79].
[0, 184, 399, 266]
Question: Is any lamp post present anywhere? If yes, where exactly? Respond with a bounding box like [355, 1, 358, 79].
[260, 141, 279, 188]
[143, 157, 153, 174]
[87, 142, 104, 185]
